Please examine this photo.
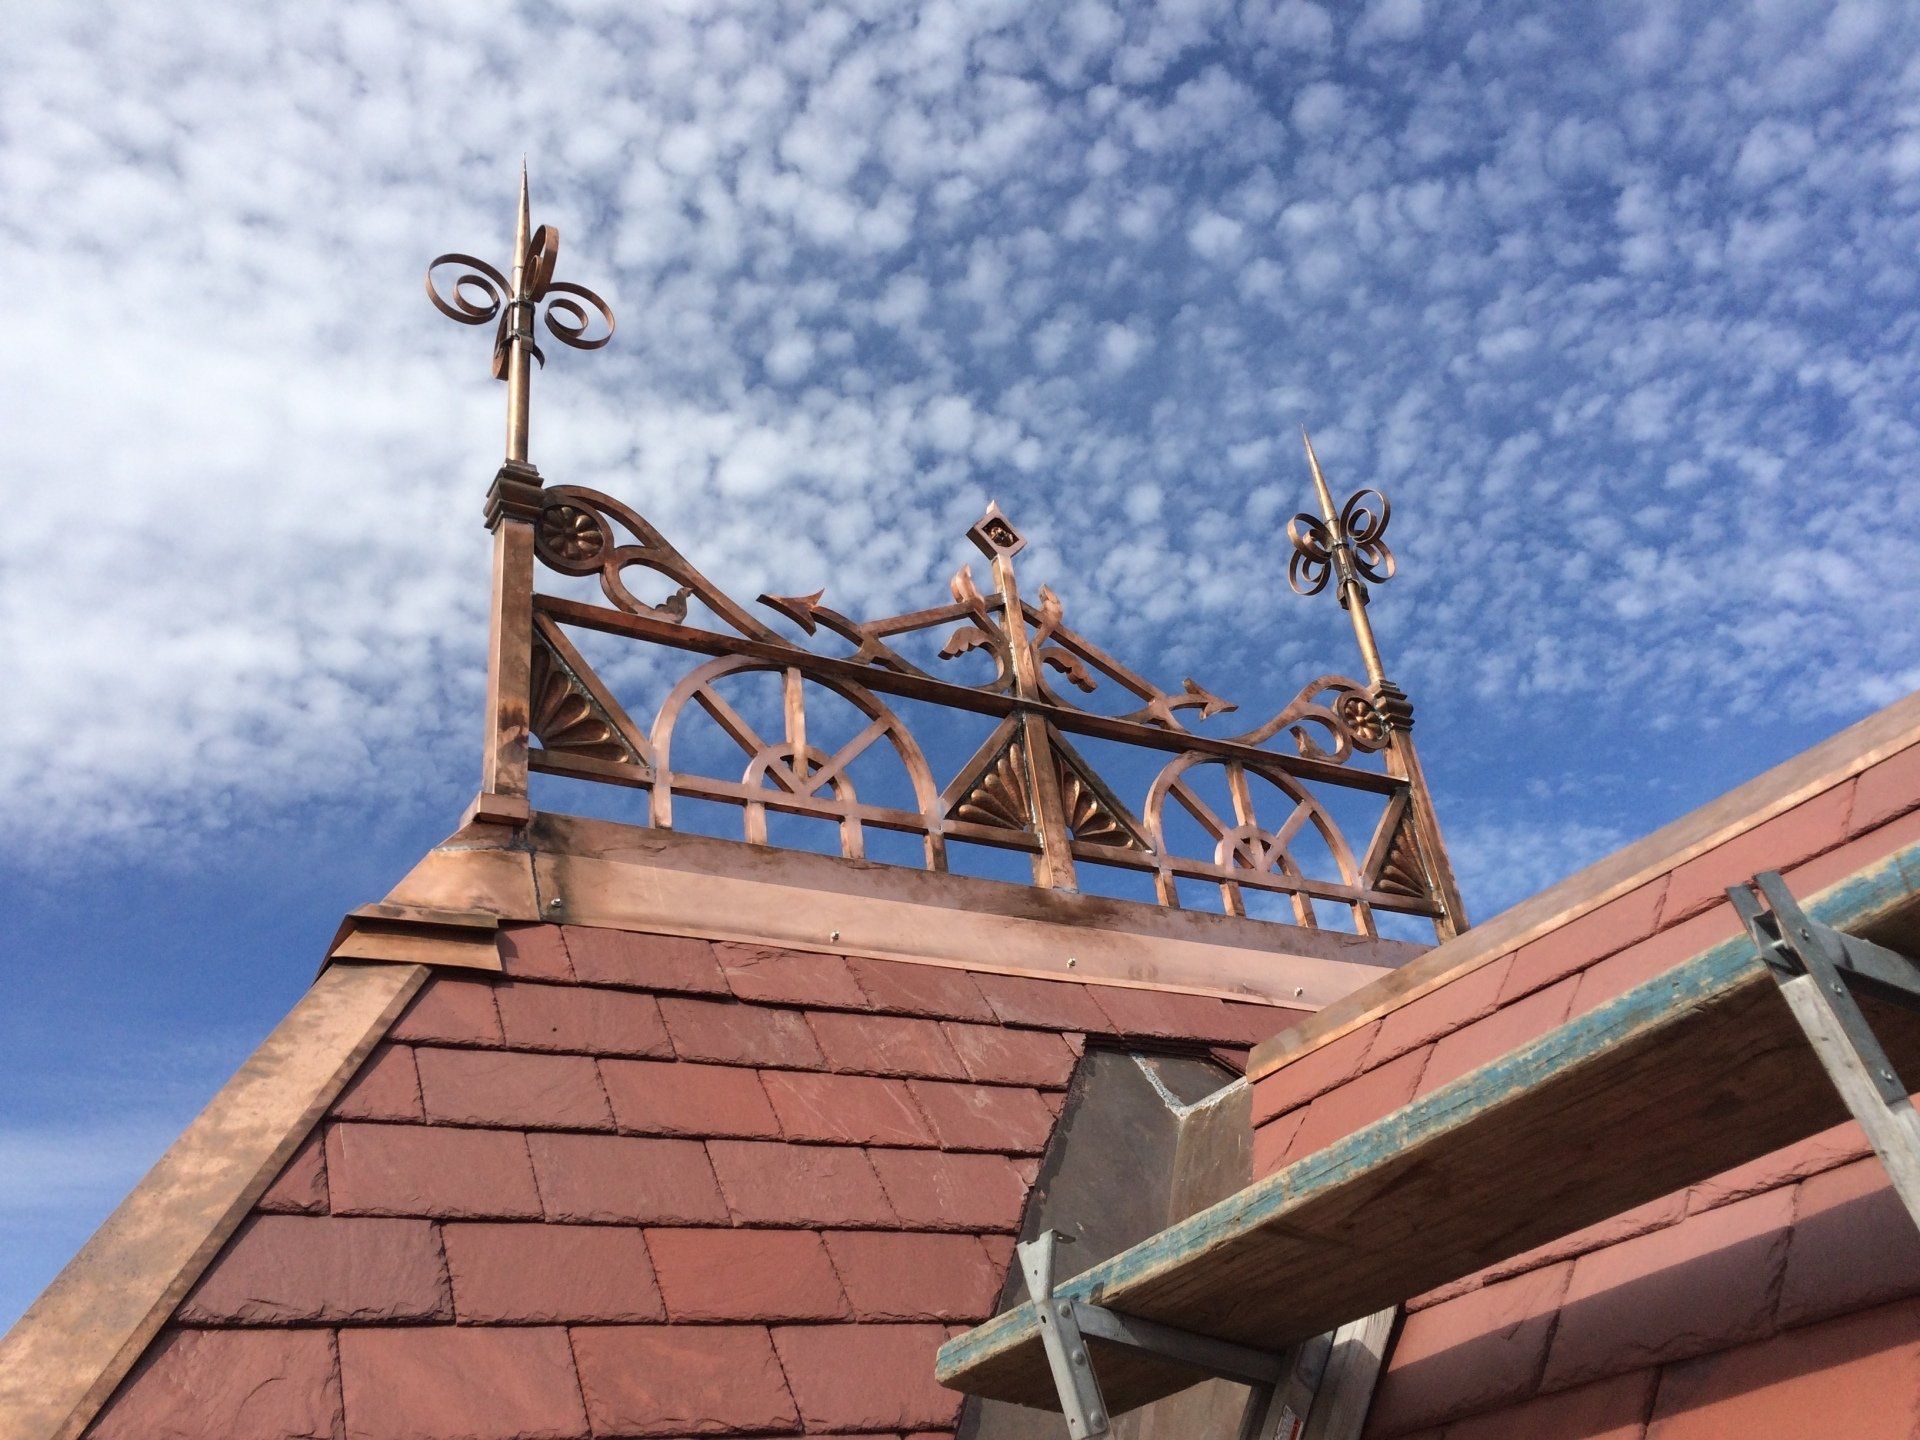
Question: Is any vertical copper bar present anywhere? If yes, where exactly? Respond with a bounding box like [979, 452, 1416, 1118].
[993, 549, 1078, 892]
[471, 464, 543, 827]
[1302, 431, 1388, 688]
[1219, 760, 1253, 917]
[504, 165, 533, 466]
[783, 666, 807, 784]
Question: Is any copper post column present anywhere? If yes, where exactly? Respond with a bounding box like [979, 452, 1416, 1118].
[969, 506, 1078, 892]
[426, 165, 615, 828]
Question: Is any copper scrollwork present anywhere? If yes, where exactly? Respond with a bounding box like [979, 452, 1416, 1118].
[1287, 488, 1395, 598]
[426, 232, 613, 379]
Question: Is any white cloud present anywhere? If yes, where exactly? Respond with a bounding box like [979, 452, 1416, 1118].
[1, 0, 1918, 864]
[1353, 0, 1426, 46]
[1099, 321, 1149, 372]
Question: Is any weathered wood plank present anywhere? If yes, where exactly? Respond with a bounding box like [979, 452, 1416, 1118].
[937, 840, 1920, 1415]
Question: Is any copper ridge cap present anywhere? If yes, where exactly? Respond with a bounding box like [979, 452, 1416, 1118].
[333, 809, 1428, 1009]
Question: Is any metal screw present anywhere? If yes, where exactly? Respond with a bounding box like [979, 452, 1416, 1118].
[1089, 1413, 1104, 1428]
[830, 930, 840, 942]
[1071, 1349, 1087, 1364]
[1067, 957, 1077, 967]
[1294, 986, 1305, 997]
[549, 898, 562, 910]
[1058, 1302, 1072, 1317]
[1883, 1070, 1897, 1082]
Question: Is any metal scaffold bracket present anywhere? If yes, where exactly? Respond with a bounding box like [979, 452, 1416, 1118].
[1730, 870, 1920, 1227]
[1015, 1232, 1294, 1440]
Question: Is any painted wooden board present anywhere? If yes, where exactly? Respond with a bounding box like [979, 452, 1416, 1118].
[937, 841, 1920, 1416]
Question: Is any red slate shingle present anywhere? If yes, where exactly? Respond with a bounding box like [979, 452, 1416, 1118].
[256, 1131, 328, 1215]
[1568, 904, 1745, 1021]
[906, 1080, 1056, 1153]
[1501, 879, 1667, 1004]
[715, 942, 869, 1008]
[338, 1326, 588, 1440]
[494, 980, 672, 1057]
[1441, 1369, 1656, 1440]
[1251, 1020, 1381, 1127]
[563, 926, 729, 994]
[846, 955, 995, 1021]
[1543, 1185, 1795, 1389]
[1281, 1044, 1431, 1167]
[1216, 1002, 1304, 1048]
[599, 1058, 781, 1138]
[824, 1231, 1006, 1321]
[1252, 1109, 1306, 1180]
[388, 976, 504, 1046]
[1779, 1158, 1920, 1328]
[646, 1227, 850, 1321]
[327, 1123, 542, 1220]
[1459, 1187, 1689, 1299]
[771, 1324, 964, 1431]
[1084, 985, 1237, 1043]
[498, 924, 576, 982]
[809, 1010, 969, 1079]
[706, 1140, 897, 1227]
[1849, 742, 1920, 835]
[867, 1148, 1033, 1231]
[942, 1021, 1081, 1087]
[1365, 1261, 1573, 1434]
[330, 1043, 424, 1123]
[415, 1047, 614, 1131]
[971, 972, 1111, 1031]
[571, 1325, 800, 1437]
[760, 1069, 935, 1147]
[1645, 1298, 1920, 1439]
[89, 1327, 342, 1440]
[1371, 957, 1514, 1067]
[1686, 1119, 1868, 1215]
[527, 1133, 728, 1225]
[1662, 782, 1856, 922]
[443, 1222, 664, 1323]
[659, 996, 825, 1068]
[179, 1215, 450, 1325]
[1416, 975, 1578, 1098]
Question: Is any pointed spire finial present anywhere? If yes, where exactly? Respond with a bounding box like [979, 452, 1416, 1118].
[1286, 427, 1396, 689]
[425, 165, 616, 469]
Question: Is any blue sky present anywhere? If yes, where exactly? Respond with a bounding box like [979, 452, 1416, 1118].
[6, 0, 1920, 1330]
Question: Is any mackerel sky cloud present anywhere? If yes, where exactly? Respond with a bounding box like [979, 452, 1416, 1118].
[4, 0, 1920, 1325]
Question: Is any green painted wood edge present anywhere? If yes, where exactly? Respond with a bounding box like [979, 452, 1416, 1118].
[938, 838, 1920, 1389]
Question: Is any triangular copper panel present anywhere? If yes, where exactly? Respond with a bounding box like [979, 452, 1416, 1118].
[1362, 791, 1429, 901]
[529, 621, 652, 768]
[942, 720, 1030, 833]
[1049, 729, 1150, 851]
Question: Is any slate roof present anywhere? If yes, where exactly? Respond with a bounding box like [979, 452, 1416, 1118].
[1238, 698, 1920, 1439]
[84, 925, 1301, 1440]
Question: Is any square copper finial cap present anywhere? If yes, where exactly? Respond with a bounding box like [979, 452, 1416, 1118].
[967, 501, 1027, 559]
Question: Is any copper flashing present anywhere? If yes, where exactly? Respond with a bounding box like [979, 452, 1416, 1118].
[325, 903, 503, 973]
[363, 812, 1423, 1008]
[1247, 687, 1920, 1081]
[0, 961, 427, 1440]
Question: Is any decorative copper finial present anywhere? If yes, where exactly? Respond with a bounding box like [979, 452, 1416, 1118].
[1288, 428, 1396, 689]
[426, 163, 616, 465]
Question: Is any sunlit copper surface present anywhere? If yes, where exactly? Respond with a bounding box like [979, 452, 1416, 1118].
[426, 164, 614, 465]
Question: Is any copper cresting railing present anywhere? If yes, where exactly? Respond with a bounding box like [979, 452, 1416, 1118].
[428, 175, 1467, 941]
